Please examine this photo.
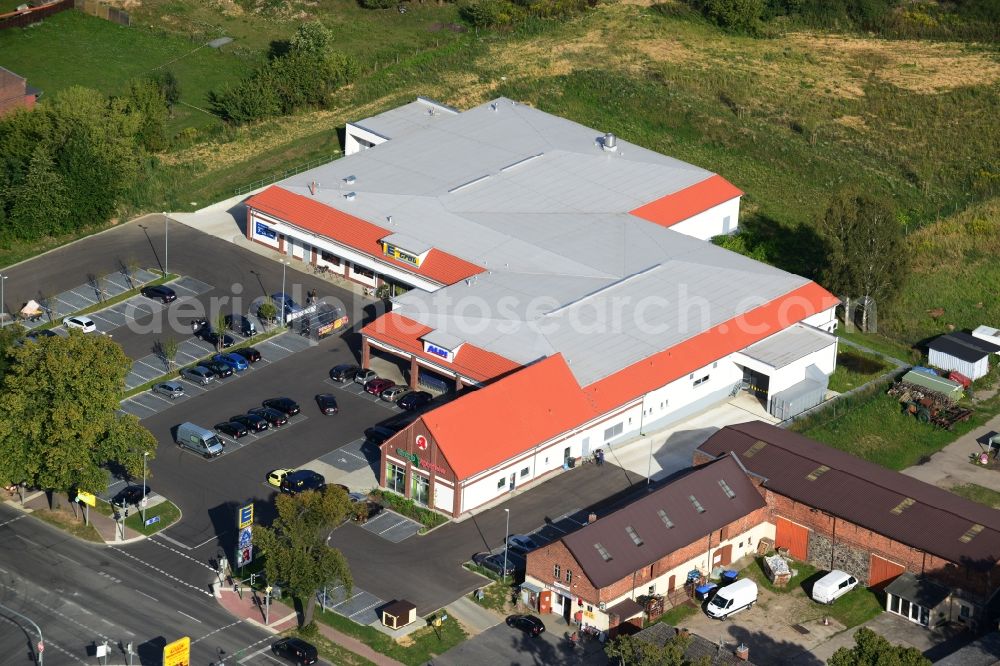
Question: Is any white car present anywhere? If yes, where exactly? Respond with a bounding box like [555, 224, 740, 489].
[63, 315, 96, 333]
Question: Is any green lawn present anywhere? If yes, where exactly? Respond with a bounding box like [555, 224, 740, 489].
[658, 602, 698, 626]
[828, 348, 891, 393]
[0, 10, 253, 132]
[948, 483, 1000, 510]
[286, 628, 374, 666]
[124, 500, 180, 535]
[315, 608, 467, 666]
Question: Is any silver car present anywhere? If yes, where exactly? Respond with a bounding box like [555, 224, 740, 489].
[381, 385, 411, 402]
[181, 366, 215, 385]
[153, 381, 186, 399]
[354, 369, 378, 385]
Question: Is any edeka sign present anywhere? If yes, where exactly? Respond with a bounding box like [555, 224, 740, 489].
[255, 221, 277, 240]
[396, 448, 448, 477]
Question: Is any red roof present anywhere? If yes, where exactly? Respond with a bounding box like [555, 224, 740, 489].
[421, 354, 597, 479]
[361, 312, 521, 383]
[583, 281, 840, 413]
[245, 186, 484, 286]
[629, 175, 743, 228]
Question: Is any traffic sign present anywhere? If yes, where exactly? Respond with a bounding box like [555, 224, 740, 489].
[75, 491, 96, 507]
[163, 636, 190, 666]
[238, 503, 254, 529]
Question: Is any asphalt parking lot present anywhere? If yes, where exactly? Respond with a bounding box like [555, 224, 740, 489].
[431, 621, 608, 666]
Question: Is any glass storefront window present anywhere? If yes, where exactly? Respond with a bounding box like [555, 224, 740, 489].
[412, 474, 430, 505]
[387, 463, 405, 494]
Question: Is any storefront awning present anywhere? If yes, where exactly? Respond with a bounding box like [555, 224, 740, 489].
[606, 597, 644, 619]
[885, 573, 949, 609]
[520, 581, 544, 594]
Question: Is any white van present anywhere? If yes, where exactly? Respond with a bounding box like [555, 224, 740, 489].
[176, 422, 224, 458]
[705, 579, 758, 619]
[812, 570, 858, 604]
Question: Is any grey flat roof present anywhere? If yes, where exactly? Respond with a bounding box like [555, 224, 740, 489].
[349, 97, 457, 142]
[740, 324, 836, 369]
[276, 98, 813, 385]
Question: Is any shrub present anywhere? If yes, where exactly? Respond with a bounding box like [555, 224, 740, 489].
[693, 0, 765, 32]
[460, 0, 523, 27]
[358, 0, 396, 8]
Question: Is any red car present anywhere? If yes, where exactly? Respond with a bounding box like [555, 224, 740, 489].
[364, 378, 396, 396]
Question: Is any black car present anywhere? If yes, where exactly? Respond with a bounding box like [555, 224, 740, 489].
[233, 346, 261, 363]
[271, 637, 318, 665]
[25, 329, 58, 341]
[197, 360, 233, 378]
[201, 329, 235, 349]
[248, 407, 288, 427]
[364, 425, 399, 447]
[398, 390, 433, 411]
[315, 393, 339, 415]
[224, 314, 257, 337]
[140, 285, 177, 303]
[262, 397, 300, 416]
[472, 552, 522, 578]
[230, 413, 269, 433]
[280, 470, 325, 494]
[506, 614, 545, 636]
[329, 364, 361, 382]
[215, 421, 249, 438]
[111, 485, 150, 508]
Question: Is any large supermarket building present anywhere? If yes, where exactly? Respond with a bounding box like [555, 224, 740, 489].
[244, 97, 840, 517]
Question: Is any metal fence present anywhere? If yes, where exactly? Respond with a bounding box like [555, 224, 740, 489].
[74, 0, 129, 26]
[233, 154, 340, 197]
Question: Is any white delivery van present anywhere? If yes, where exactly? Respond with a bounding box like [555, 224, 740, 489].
[812, 570, 858, 604]
[705, 579, 758, 619]
[176, 422, 224, 458]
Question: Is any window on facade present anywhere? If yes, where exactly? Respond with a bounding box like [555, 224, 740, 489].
[497, 477, 506, 490]
[647, 585, 655, 596]
[520, 467, 530, 478]
[554, 564, 561, 579]
[960, 604, 972, 618]
[693, 374, 710, 387]
[565, 570, 573, 584]
[353, 265, 375, 279]
[320, 250, 340, 265]
[386, 463, 405, 494]
[411, 474, 429, 506]
[603, 423, 623, 441]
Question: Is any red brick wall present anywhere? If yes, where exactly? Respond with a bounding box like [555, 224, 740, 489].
[526, 540, 596, 601]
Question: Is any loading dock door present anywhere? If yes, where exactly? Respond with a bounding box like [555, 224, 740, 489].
[870, 555, 905, 587]
[775, 517, 809, 561]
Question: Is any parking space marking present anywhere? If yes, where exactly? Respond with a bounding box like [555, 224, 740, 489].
[332, 592, 363, 609]
[122, 398, 158, 413]
[135, 358, 167, 374]
[265, 340, 298, 354]
[68, 287, 98, 304]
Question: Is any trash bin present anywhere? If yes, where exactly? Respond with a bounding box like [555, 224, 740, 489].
[695, 583, 717, 601]
[722, 570, 738, 585]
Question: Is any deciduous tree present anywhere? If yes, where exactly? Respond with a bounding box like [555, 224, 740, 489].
[254, 486, 352, 627]
[604, 632, 708, 666]
[5, 145, 71, 239]
[828, 627, 930, 666]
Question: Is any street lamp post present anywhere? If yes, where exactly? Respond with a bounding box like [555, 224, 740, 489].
[0, 274, 8, 327]
[280, 260, 289, 325]
[502, 508, 510, 584]
[0, 601, 44, 666]
[163, 213, 169, 278]
[141, 452, 148, 524]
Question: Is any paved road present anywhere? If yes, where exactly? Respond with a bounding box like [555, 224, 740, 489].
[0, 503, 274, 666]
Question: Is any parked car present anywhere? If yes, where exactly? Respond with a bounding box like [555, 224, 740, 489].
[315, 393, 339, 415]
[398, 391, 433, 411]
[180, 366, 214, 385]
[248, 407, 288, 427]
[230, 413, 269, 433]
[364, 426, 399, 447]
[705, 579, 758, 619]
[506, 614, 545, 637]
[197, 360, 233, 379]
[280, 470, 325, 494]
[365, 378, 396, 396]
[63, 315, 96, 333]
[215, 421, 249, 439]
[140, 285, 177, 303]
[201, 329, 235, 349]
[267, 469, 293, 488]
[213, 353, 248, 372]
[262, 397, 300, 416]
[811, 570, 859, 605]
[25, 329, 58, 342]
[152, 381, 185, 399]
[233, 346, 261, 363]
[354, 368, 378, 385]
[224, 314, 256, 337]
[271, 637, 317, 665]
[506, 534, 540, 555]
[271, 292, 302, 315]
[473, 552, 520, 578]
[111, 485, 150, 508]
[380, 386, 411, 402]
[330, 364, 361, 382]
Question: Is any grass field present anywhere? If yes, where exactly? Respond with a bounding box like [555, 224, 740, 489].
[828, 348, 891, 393]
[0, 10, 253, 132]
[949, 483, 1000, 510]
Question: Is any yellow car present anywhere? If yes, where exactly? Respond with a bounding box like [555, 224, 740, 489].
[267, 469, 294, 488]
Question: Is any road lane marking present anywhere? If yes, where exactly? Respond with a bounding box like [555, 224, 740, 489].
[0, 515, 25, 528]
[177, 610, 203, 623]
[150, 535, 217, 571]
[135, 589, 158, 602]
[16, 534, 41, 547]
[109, 547, 212, 597]
[191, 619, 243, 645]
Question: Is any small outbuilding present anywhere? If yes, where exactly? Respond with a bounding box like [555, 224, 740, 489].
[380, 600, 417, 630]
[928, 332, 1000, 381]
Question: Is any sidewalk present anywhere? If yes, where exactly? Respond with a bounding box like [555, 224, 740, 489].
[216, 586, 406, 666]
[444, 595, 502, 634]
[6, 491, 148, 544]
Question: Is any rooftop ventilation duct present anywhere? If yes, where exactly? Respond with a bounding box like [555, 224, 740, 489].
[344, 175, 356, 185]
[344, 191, 357, 201]
[308, 181, 319, 195]
[602, 132, 617, 152]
